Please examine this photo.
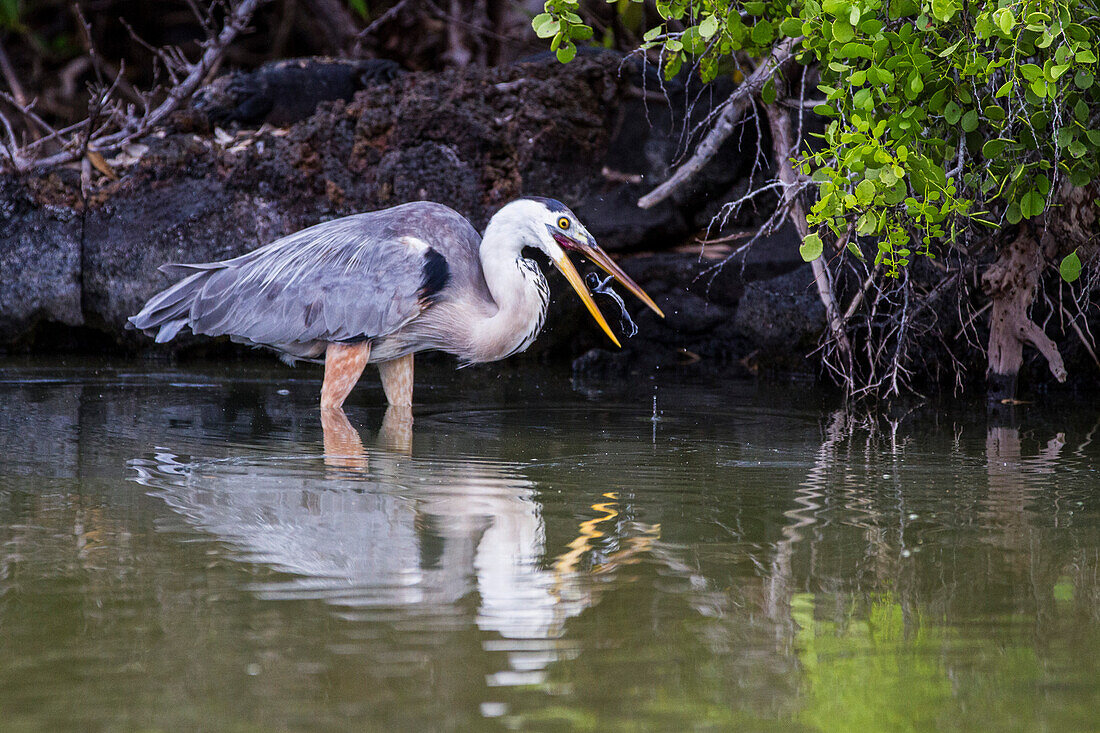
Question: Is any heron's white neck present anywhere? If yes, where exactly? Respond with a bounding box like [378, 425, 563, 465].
[471, 218, 548, 362]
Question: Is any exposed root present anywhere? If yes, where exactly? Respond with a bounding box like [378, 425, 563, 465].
[982, 228, 1067, 400]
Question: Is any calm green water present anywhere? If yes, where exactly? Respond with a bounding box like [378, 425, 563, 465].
[1, 358, 1098, 732]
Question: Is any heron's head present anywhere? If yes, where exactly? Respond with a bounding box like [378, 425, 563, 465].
[494, 197, 664, 347]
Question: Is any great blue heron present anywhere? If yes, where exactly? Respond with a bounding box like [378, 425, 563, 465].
[129, 198, 663, 408]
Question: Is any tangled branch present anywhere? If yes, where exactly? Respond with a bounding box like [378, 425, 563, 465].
[0, 0, 267, 172]
[637, 37, 797, 210]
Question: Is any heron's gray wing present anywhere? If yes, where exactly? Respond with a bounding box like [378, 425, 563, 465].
[185, 215, 449, 346]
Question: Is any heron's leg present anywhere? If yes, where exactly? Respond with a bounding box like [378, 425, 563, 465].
[320, 341, 370, 409]
[377, 354, 414, 407]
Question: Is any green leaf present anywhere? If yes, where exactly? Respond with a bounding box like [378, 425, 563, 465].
[663, 52, 682, 79]
[1077, 49, 1098, 64]
[681, 26, 704, 53]
[800, 233, 824, 261]
[838, 42, 873, 58]
[556, 42, 577, 63]
[699, 15, 718, 39]
[961, 109, 979, 132]
[779, 17, 803, 37]
[534, 16, 560, 38]
[1019, 63, 1042, 81]
[930, 0, 956, 22]
[982, 139, 1006, 158]
[937, 38, 962, 57]
[761, 78, 777, 104]
[1075, 70, 1095, 89]
[1021, 189, 1045, 218]
[832, 18, 855, 43]
[855, 179, 876, 203]
[860, 18, 883, 34]
[944, 101, 961, 124]
[1060, 251, 1082, 282]
[751, 19, 773, 45]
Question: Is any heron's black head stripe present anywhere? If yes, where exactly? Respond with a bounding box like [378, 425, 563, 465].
[419, 247, 450, 303]
[523, 196, 569, 213]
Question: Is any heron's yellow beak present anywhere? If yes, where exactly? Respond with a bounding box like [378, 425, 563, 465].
[569, 238, 665, 319]
[553, 253, 622, 347]
[549, 228, 665, 319]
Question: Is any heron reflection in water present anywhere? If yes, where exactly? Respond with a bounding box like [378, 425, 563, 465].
[130, 407, 690, 679]
[129, 199, 662, 409]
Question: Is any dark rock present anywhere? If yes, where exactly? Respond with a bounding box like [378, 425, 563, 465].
[81, 178, 290, 344]
[0, 55, 822, 381]
[373, 142, 481, 215]
[0, 56, 635, 351]
[192, 57, 405, 128]
[0, 180, 83, 343]
[571, 348, 626, 380]
[575, 185, 686, 254]
[732, 265, 825, 374]
[717, 221, 806, 283]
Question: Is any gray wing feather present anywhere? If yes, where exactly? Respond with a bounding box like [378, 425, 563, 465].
[129, 203, 478, 354]
[188, 218, 430, 343]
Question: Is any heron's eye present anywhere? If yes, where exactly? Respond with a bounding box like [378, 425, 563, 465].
[557, 217, 571, 230]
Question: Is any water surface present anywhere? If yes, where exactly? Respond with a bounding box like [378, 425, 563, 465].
[1, 358, 1098, 731]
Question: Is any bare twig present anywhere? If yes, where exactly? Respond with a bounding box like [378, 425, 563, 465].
[0, 39, 27, 108]
[843, 260, 880, 322]
[954, 301, 991, 339]
[356, 0, 413, 38]
[638, 37, 798, 209]
[15, 0, 266, 172]
[1060, 303, 1100, 371]
[120, 17, 187, 86]
[0, 109, 24, 167]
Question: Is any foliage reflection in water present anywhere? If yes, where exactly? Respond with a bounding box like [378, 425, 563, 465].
[0, 359, 1098, 731]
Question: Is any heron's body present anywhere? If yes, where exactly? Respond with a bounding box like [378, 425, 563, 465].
[129, 199, 661, 409]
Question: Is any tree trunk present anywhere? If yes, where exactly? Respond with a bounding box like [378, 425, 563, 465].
[981, 228, 1066, 401]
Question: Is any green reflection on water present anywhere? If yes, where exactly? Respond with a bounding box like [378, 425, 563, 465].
[791, 587, 1100, 732]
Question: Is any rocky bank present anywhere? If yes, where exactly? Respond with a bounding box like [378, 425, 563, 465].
[1, 53, 826, 379]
